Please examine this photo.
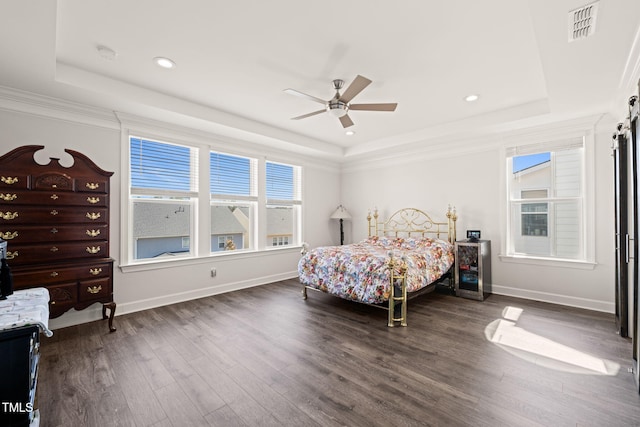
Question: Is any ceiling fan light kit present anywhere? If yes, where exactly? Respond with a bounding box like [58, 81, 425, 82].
[327, 101, 348, 117]
[285, 75, 397, 128]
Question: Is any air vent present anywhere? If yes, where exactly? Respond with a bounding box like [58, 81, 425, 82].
[568, 1, 599, 42]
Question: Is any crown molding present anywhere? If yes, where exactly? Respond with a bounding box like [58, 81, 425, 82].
[0, 85, 119, 129]
[115, 111, 340, 173]
[341, 113, 604, 173]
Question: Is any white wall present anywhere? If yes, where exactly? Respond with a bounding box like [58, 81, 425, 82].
[0, 102, 341, 329]
[0, 90, 620, 327]
[342, 120, 615, 312]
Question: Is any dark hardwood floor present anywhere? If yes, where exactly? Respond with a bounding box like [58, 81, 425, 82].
[37, 280, 640, 426]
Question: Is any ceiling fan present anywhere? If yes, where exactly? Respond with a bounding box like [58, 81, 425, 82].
[284, 75, 397, 128]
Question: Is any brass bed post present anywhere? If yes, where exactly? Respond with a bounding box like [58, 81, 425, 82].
[446, 205, 457, 244]
[300, 242, 309, 299]
[367, 208, 379, 237]
[387, 253, 408, 327]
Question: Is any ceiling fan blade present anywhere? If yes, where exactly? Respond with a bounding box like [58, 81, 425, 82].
[291, 109, 326, 120]
[284, 88, 327, 105]
[339, 114, 354, 128]
[339, 75, 372, 103]
[349, 103, 398, 112]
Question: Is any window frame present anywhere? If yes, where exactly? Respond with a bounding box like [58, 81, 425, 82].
[501, 135, 596, 269]
[120, 130, 303, 270]
[265, 160, 302, 250]
[128, 136, 198, 262]
[210, 151, 258, 254]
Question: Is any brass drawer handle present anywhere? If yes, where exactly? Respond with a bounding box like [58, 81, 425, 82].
[1, 177, 18, 185]
[50, 194, 59, 200]
[50, 228, 58, 234]
[50, 246, 59, 252]
[87, 197, 100, 204]
[1, 212, 18, 220]
[50, 209, 59, 216]
[0, 231, 18, 239]
[87, 285, 102, 294]
[6, 251, 18, 259]
[50, 272, 58, 277]
[86, 183, 100, 190]
[50, 301, 56, 305]
[86, 246, 101, 254]
[0, 193, 17, 201]
[86, 229, 101, 237]
[86, 212, 101, 220]
[89, 268, 102, 276]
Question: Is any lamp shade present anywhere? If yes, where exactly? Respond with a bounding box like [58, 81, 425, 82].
[330, 204, 351, 220]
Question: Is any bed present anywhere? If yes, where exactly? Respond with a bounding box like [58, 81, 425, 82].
[298, 207, 457, 326]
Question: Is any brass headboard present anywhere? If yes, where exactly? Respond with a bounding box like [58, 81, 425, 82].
[367, 206, 457, 244]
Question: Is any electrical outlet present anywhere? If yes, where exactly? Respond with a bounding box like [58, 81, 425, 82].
[210, 267, 217, 278]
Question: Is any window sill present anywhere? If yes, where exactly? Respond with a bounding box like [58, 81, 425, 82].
[119, 245, 303, 273]
[499, 254, 596, 270]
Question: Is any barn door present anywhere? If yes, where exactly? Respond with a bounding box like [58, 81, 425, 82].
[630, 94, 640, 389]
[614, 127, 629, 338]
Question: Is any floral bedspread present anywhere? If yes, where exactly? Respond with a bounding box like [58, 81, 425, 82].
[298, 236, 454, 304]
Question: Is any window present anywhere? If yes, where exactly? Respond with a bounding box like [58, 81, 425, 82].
[506, 138, 585, 260]
[521, 190, 548, 237]
[125, 135, 302, 265]
[129, 137, 196, 260]
[210, 152, 257, 252]
[272, 236, 289, 246]
[266, 161, 301, 248]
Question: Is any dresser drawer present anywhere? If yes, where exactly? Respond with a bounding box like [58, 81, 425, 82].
[0, 190, 108, 207]
[75, 177, 109, 194]
[0, 206, 107, 225]
[0, 224, 108, 244]
[47, 283, 78, 317]
[12, 261, 112, 286]
[78, 277, 112, 302]
[0, 174, 29, 189]
[8, 240, 109, 265]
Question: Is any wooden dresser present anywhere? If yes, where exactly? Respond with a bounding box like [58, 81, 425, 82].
[0, 145, 116, 332]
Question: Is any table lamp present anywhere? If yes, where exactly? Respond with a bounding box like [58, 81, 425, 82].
[330, 204, 351, 245]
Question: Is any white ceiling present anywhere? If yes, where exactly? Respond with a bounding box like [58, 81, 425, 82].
[1, 0, 639, 161]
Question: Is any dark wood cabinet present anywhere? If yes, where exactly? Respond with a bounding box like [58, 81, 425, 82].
[0, 145, 116, 331]
[0, 325, 40, 427]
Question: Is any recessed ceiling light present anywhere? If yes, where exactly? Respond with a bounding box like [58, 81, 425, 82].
[96, 45, 117, 61]
[345, 130, 355, 136]
[465, 94, 479, 102]
[153, 57, 176, 69]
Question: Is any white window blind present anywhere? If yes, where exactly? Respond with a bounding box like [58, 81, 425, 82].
[130, 137, 197, 194]
[266, 161, 301, 203]
[505, 137, 583, 157]
[210, 152, 256, 197]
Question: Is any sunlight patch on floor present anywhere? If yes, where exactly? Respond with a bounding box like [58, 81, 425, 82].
[485, 306, 620, 376]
